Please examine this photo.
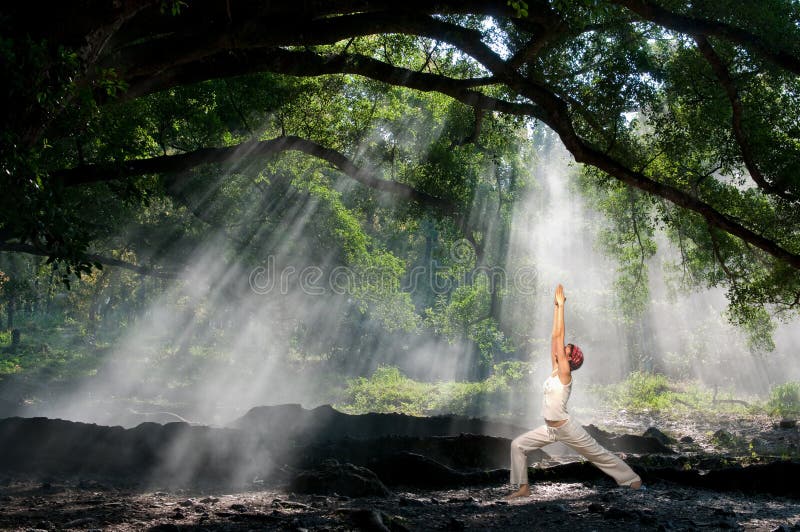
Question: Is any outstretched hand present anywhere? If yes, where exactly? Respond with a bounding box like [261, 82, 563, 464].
[555, 284, 566, 306]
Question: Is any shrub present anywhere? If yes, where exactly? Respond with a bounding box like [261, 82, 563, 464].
[338, 366, 432, 416]
[593, 371, 676, 411]
[767, 382, 800, 418]
[337, 362, 532, 417]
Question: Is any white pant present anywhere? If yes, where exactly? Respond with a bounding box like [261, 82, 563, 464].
[510, 418, 641, 486]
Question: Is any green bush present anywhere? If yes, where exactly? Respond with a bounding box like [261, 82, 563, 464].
[0, 356, 21, 375]
[593, 371, 675, 411]
[338, 366, 432, 416]
[337, 362, 531, 417]
[592, 371, 754, 416]
[767, 382, 800, 418]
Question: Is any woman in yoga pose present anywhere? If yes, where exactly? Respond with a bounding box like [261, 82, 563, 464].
[508, 284, 642, 498]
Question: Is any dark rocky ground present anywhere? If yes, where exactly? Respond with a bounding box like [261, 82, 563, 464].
[1, 477, 799, 531]
[0, 405, 798, 531]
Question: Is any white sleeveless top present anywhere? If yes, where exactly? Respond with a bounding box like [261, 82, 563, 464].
[541, 370, 572, 421]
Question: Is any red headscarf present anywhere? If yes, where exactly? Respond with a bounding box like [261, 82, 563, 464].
[569, 344, 584, 371]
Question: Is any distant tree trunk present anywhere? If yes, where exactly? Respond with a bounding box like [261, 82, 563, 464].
[132, 278, 146, 324]
[11, 328, 20, 348]
[45, 268, 56, 314]
[6, 298, 15, 331]
[31, 257, 43, 316]
[88, 269, 108, 333]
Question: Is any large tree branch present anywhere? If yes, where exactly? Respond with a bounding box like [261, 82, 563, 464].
[52, 136, 457, 215]
[0, 242, 177, 279]
[694, 35, 797, 203]
[121, 48, 544, 121]
[610, 0, 800, 76]
[389, 14, 800, 269]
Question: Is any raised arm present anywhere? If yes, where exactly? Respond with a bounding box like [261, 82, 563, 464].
[549, 302, 560, 371]
[551, 284, 571, 384]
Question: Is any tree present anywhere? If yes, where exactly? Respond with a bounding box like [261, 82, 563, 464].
[1, 0, 798, 327]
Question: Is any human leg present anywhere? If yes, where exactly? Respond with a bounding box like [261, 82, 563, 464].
[509, 424, 555, 486]
[556, 419, 642, 487]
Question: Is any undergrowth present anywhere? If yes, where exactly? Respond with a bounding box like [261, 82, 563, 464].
[336, 362, 532, 418]
[336, 367, 796, 421]
[767, 382, 800, 418]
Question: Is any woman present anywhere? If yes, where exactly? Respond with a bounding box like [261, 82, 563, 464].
[507, 284, 642, 498]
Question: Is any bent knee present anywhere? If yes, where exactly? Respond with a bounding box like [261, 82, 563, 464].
[511, 437, 526, 451]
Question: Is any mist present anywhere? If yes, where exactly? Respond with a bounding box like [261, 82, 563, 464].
[15, 131, 795, 432]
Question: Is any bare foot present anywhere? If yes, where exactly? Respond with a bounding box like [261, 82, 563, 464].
[506, 485, 531, 499]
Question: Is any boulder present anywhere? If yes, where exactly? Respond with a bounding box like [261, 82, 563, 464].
[290, 459, 392, 497]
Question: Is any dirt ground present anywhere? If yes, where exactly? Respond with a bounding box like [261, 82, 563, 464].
[1, 476, 799, 532]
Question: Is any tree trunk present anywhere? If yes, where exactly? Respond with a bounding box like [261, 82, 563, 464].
[45, 269, 56, 314]
[6, 298, 15, 331]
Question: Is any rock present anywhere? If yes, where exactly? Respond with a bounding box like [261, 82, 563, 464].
[446, 517, 466, 530]
[584, 424, 674, 454]
[289, 517, 308, 532]
[229, 503, 247, 512]
[290, 459, 392, 498]
[337, 508, 394, 532]
[231, 403, 529, 441]
[779, 419, 797, 429]
[64, 517, 97, 527]
[271, 498, 311, 510]
[587, 502, 605, 513]
[447, 496, 476, 503]
[643, 427, 675, 445]
[679, 436, 694, 443]
[604, 506, 635, 519]
[712, 429, 736, 447]
[639, 511, 657, 525]
[398, 496, 425, 507]
[148, 525, 180, 532]
[368, 451, 507, 488]
[178, 499, 194, 507]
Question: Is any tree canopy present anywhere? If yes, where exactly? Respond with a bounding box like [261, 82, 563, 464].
[1, 0, 799, 338]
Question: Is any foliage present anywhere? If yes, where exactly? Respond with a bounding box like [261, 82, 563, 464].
[767, 382, 800, 418]
[594, 371, 674, 411]
[337, 361, 531, 417]
[592, 371, 753, 416]
[1, 1, 799, 407]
